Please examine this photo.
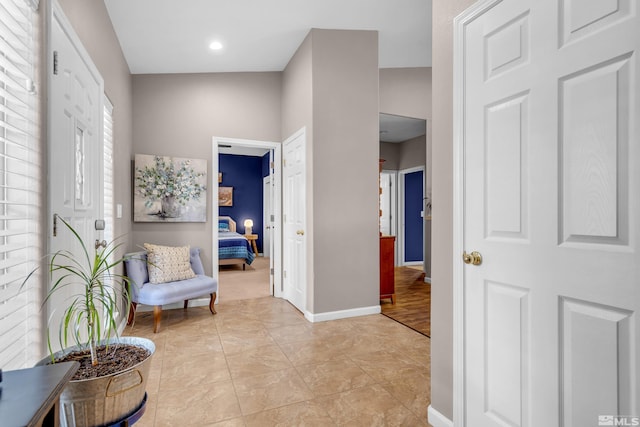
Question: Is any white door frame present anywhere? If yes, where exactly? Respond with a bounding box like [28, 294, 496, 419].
[398, 166, 425, 266]
[452, 3, 490, 422]
[380, 170, 398, 261]
[263, 175, 271, 258]
[211, 137, 282, 298]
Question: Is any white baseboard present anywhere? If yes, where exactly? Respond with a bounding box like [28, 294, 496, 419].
[424, 276, 431, 283]
[402, 261, 424, 267]
[428, 405, 453, 427]
[304, 305, 381, 323]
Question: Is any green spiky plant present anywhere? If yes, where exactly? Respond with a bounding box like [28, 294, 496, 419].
[40, 215, 132, 366]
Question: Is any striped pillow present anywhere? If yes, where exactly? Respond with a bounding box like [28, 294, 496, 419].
[144, 243, 195, 284]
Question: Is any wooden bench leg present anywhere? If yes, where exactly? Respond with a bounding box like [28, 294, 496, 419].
[153, 305, 162, 333]
[209, 292, 217, 315]
[127, 302, 137, 326]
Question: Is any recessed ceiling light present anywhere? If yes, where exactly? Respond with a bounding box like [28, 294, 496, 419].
[209, 41, 223, 51]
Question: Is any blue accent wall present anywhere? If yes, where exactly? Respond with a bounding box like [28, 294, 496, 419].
[404, 170, 424, 262]
[219, 154, 264, 252]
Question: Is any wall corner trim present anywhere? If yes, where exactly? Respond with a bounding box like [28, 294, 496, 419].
[304, 305, 381, 323]
[427, 405, 454, 427]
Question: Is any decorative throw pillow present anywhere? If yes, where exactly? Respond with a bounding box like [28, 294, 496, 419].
[144, 243, 196, 284]
[219, 221, 230, 232]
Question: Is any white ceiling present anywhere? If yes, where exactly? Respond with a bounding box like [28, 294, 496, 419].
[379, 113, 426, 143]
[103, 0, 432, 74]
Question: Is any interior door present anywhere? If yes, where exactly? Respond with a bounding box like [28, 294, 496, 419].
[48, 2, 104, 352]
[263, 176, 272, 258]
[282, 129, 306, 314]
[403, 168, 424, 265]
[264, 148, 276, 295]
[457, 0, 639, 426]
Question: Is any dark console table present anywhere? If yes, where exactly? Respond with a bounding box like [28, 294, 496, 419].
[0, 361, 79, 427]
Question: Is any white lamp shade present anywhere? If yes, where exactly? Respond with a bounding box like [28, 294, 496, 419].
[244, 219, 253, 228]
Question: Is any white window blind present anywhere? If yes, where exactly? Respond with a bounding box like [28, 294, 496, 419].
[104, 98, 114, 246]
[0, 0, 42, 369]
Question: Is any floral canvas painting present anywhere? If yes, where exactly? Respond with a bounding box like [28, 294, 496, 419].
[134, 154, 207, 222]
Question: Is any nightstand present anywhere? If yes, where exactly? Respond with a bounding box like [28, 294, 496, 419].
[244, 234, 258, 256]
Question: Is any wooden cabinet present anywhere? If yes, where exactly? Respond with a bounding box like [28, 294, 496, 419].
[379, 159, 395, 303]
[380, 235, 396, 304]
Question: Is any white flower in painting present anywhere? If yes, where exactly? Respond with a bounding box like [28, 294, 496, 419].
[135, 156, 206, 208]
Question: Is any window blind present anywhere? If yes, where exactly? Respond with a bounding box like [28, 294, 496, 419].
[0, 0, 42, 369]
[104, 98, 114, 246]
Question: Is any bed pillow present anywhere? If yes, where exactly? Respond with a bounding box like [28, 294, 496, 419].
[144, 243, 196, 284]
[218, 220, 230, 232]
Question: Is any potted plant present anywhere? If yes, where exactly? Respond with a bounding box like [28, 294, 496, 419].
[27, 216, 155, 427]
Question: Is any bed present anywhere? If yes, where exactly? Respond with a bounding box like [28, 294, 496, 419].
[218, 216, 255, 270]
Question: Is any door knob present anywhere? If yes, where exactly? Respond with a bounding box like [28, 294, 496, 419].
[95, 239, 107, 250]
[296, 230, 305, 235]
[463, 251, 482, 265]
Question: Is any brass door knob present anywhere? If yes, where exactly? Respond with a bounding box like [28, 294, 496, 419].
[463, 251, 482, 265]
[296, 230, 305, 235]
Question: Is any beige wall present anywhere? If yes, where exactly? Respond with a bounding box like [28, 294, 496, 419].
[57, 0, 134, 248]
[281, 33, 315, 309]
[311, 29, 380, 313]
[131, 72, 282, 273]
[282, 29, 379, 314]
[398, 135, 427, 170]
[380, 68, 432, 120]
[379, 142, 400, 170]
[431, 0, 478, 421]
[379, 135, 427, 171]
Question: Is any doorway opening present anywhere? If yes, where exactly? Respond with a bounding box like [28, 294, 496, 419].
[211, 137, 282, 303]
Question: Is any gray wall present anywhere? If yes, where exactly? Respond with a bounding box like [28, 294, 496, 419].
[431, 0, 478, 420]
[281, 33, 314, 309]
[398, 135, 427, 170]
[379, 142, 401, 170]
[380, 68, 432, 119]
[283, 29, 379, 315]
[57, 0, 134, 252]
[379, 135, 427, 171]
[131, 72, 282, 273]
[311, 29, 380, 313]
[379, 67, 432, 193]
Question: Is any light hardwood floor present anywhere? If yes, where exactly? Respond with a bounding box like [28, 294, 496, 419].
[381, 267, 431, 337]
[125, 296, 432, 426]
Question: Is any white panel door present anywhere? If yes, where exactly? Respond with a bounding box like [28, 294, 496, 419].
[282, 129, 306, 314]
[48, 2, 104, 352]
[263, 176, 272, 258]
[457, 0, 639, 426]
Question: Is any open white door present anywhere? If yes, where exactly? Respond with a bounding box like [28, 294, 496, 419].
[263, 175, 272, 258]
[264, 148, 277, 295]
[455, 1, 639, 426]
[48, 1, 104, 352]
[282, 128, 307, 314]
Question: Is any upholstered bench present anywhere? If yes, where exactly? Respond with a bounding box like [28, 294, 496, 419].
[124, 246, 218, 333]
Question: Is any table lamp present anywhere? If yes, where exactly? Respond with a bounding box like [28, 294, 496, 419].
[244, 219, 253, 235]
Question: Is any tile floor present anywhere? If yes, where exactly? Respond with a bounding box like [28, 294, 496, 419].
[125, 297, 431, 426]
